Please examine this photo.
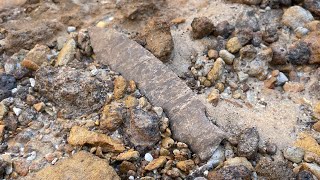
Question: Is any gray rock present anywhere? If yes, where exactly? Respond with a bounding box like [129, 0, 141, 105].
[288, 41, 310, 65]
[237, 128, 259, 159]
[296, 170, 315, 180]
[89, 27, 226, 160]
[256, 157, 294, 179]
[236, 10, 260, 32]
[208, 165, 252, 180]
[282, 6, 314, 30]
[276, 72, 288, 86]
[0, 73, 16, 101]
[303, 0, 320, 17]
[125, 109, 161, 152]
[295, 27, 309, 38]
[283, 146, 305, 163]
[35, 66, 110, 119]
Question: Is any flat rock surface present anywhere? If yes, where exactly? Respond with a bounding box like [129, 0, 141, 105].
[26, 151, 120, 180]
[89, 27, 225, 160]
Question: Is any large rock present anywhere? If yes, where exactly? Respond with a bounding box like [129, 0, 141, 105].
[68, 126, 125, 153]
[282, 6, 314, 30]
[35, 66, 109, 118]
[26, 151, 120, 180]
[89, 27, 226, 160]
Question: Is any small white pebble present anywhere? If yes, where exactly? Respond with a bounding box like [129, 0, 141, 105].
[67, 26, 76, 33]
[265, 6, 271, 11]
[204, 170, 209, 176]
[26, 151, 37, 161]
[128, 176, 134, 180]
[153, 107, 163, 116]
[11, 88, 18, 94]
[29, 78, 36, 87]
[91, 69, 98, 76]
[13, 107, 22, 116]
[51, 158, 58, 165]
[144, 153, 153, 162]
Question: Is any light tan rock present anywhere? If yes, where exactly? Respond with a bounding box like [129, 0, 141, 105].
[55, 39, 76, 66]
[314, 102, 320, 114]
[313, 121, 320, 132]
[0, 102, 7, 120]
[0, 125, 5, 142]
[21, 44, 50, 71]
[226, 37, 242, 53]
[283, 82, 305, 92]
[145, 156, 167, 171]
[161, 137, 174, 149]
[33, 102, 45, 112]
[223, 157, 254, 171]
[114, 76, 127, 100]
[207, 89, 220, 105]
[125, 95, 138, 108]
[303, 31, 320, 64]
[176, 160, 195, 172]
[116, 149, 140, 161]
[67, 126, 125, 153]
[207, 58, 225, 82]
[295, 133, 320, 156]
[26, 151, 120, 180]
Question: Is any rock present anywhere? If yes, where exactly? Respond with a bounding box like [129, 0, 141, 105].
[77, 29, 93, 57]
[116, 150, 140, 161]
[35, 66, 109, 118]
[276, 72, 288, 86]
[4, 21, 62, 54]
[68, 126, 125, 153]
[219, 50, 235, 65]
[282, 6, 314, 30]
[0, 73, 16, 101]
[89, 27, 226, 161]
[176, 160, 195, 172]
[0, 125, 4, 143]
[306, 21, 320, 31]
[0, 102, 7, 120]
[297, 170, 316, 180]
[100, 103, 123, 131]
[214, 21, 234, 38]
[252, 31, 263, 47]
[241, 0, 262, 5]
[171, 17, 186, 24]
[207, 58, 225, 82]
[67, 26, 76, 33]
[295, 133, 320, 156]
[224, 157, 254, 171]
[226, 37, 242, 54]
[145, 156, 167, 171]
[143, 19, 173, 62]
[283, 82, 305, 92]
[236, 10, 260, 32]
[295, 27, 309, 38]
[208, 49, 218, 59]
[303, 31, 320, 64]
[262, 25, 279, 43]
[21, 44, 50, 71]
[0, 159, 8, 179]
[144, 153, 153, 162]
[270, 43, 288, 65]
[284, 146, 305, 163]
[301, 163, 320, 179]
[13, 159, 29, 176]
[208, 165, 251, 180]
[55, 39, 76, 66]
[191, 17, 215, 39]
[114, 76, 127, 100]
[124, 109, 160, 152]
[240, 45, 257, 61]
[256, 157, 294, 179]
[3, 112, 17, 131]
[119, 161, 136, 174]
[236, 28, 254, 46]
[237, 128, 259, 159]
[303, 0, 320, 16]
[288, 41, 310, 65]
[264, 77, 277, 89]
[13, 107, 22, 116]
[238, 72, 249, 82]
[152, 107, 163, 116]
[313, 121, 320, 132]
[207, 89, 220, 105]
[161, 137, 174, 149]
[117, 0, 162, 20]
[33, 102, 44, 112]
[26, 151, 120, 180]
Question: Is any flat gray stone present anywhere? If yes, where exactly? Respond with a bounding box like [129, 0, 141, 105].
[89, 27, 225, 160]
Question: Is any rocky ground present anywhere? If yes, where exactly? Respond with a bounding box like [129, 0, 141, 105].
[0, 0, 320, 179]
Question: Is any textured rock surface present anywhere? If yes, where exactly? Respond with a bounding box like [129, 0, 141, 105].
[26, 151, 120, 180]
[35, 66, 109, 118]
[89, 27, 226, 160]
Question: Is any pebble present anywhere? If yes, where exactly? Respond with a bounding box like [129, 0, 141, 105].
[191, 17, 215, 39]
[114, 76, 127, 100]
[207, 58, 225, 82]
[13, 107, 22, 116]
[145, 156, 167, 171]
[237, 128, 259, 159]
[144, 153, 154, 162]
[283, 82, 305, 92]
[282, 6, 314, 30]
[67, 26, 76, 33]
[284, 146, 305, 163]
[219, 50, 235, 65]
[314, 102, 320, 114]
[226, 37, 242, 53]
[26, 151, 37, 161]
[295, 27, 309, 38]
[153, 107, 163, 116]
[208, 49, 218, 59]
[29, 78, 36, 87]
[207, 89, 220, 105]
[0, 102, 7, 120]
[276, 72, 288, 86]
